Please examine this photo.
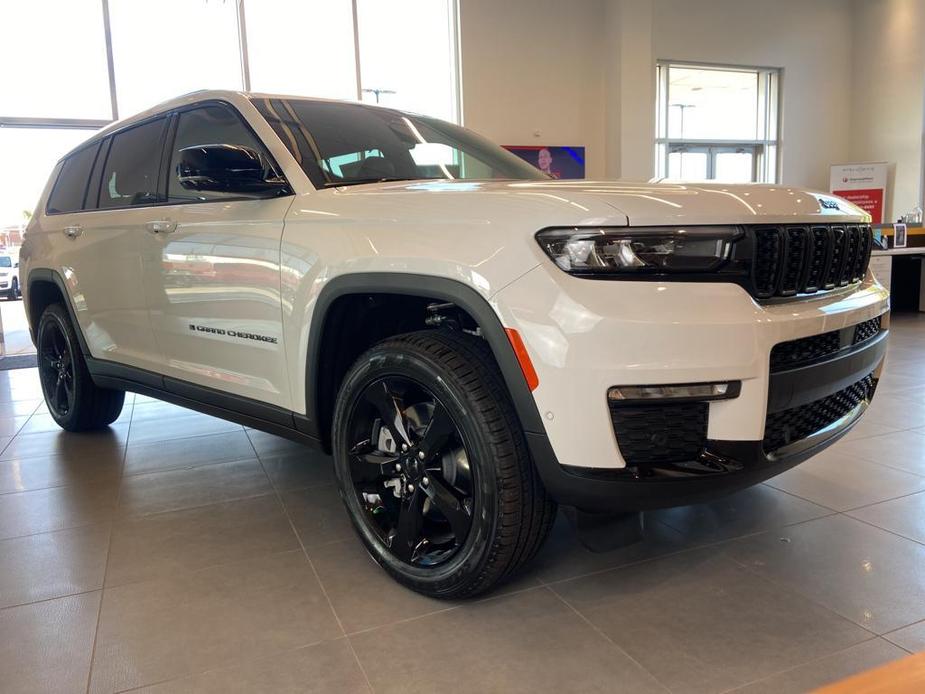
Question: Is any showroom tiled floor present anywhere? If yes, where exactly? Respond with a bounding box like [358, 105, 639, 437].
[2, 314, 925, 693]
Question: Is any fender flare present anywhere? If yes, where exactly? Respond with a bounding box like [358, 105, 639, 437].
[26, 267, 92, 356]
[303, 273, 546, 441]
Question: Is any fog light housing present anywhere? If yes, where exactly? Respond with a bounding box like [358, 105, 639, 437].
[608, 381, 741, 404]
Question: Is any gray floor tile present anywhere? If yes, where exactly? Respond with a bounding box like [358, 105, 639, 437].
[106, 495, 300, 587]
[847, 490, 925, 544]
[650, 484, 832, 544]
[279, 485, 354, 548]
[552, 549, 871, 693]
[89, 550, 342, 693]
[260, 450, 336, 492]
[528, 511, 688, 584]
[729, 638, 907, 693]
[0, 426, 128, 463]
[0, 524, 109, 608]
[837, 428, 925, 476]
[883, 620, 925, 652]
[308, 538, 457, 634]
[0, 398, 41, 418]
[351, 587, 665, 694]
[0, 451, 122, 495]
[764, 446, 925, 511]
[0, 414, 29, 438]
[0, 591, 101, 694]
[124, 429, 257, 476]
[726, 514, 925, 634]
[128, 412, 242, 445]
[135, 639, 369, 693]
[117, 458, 272, 517]
[0, 484, 118, 540]
[246, 428, 313, 458]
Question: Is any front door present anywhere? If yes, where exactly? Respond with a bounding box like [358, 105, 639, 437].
[140, 103, 294, 409]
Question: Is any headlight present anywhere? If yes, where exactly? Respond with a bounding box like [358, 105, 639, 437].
[536, 226, 739, 274]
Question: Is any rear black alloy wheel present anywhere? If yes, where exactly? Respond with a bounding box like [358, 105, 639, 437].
[345, 376, 475, 567]
[333, 330, 556, 599]
[36, 303, 125, 431]
[38, 315, 76, 419]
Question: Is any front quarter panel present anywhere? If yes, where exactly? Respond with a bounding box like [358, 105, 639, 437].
[279, 184, 626, 416]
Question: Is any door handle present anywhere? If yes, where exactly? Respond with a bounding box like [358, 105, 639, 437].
[145, 220, 177, 235]
[63, 225, 82, 239]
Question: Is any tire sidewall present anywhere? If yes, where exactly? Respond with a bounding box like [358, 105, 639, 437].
[333, 346, 501, 594]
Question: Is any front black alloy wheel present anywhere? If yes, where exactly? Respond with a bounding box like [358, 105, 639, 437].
[346, 376, 475, 567]
[333, 330, 556, 599]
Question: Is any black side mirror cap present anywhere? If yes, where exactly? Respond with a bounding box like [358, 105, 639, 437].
[176, 144, 290, 197]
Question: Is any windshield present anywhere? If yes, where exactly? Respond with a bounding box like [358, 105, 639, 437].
[251, 98, 548, 188]
[0, 257, 11, 268]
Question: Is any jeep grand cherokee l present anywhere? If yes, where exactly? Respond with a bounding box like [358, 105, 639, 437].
[21, 91, 889, 597]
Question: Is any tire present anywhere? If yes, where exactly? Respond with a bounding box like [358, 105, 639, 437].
[37, 303, 125, 431]
[11, 277, 20, 300]
[332, 329, 556, 599]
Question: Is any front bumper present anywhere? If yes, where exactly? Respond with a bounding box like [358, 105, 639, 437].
[494, 266, 890, 511]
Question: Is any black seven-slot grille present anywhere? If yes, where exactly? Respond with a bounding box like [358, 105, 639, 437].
[609, 402, 707, 466]
[763, 374, 875, 452]
[751, 224, 873, 299]
[769, 316, 883, 372]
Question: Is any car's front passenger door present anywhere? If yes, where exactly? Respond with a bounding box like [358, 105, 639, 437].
[140, 103, 295, 409]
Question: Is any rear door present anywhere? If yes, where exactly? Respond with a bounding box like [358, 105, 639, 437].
[40, 118, 167, 372]
[140, 102, 294, 409]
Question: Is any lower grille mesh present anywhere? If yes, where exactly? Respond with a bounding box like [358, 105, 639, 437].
[610, 402, 707, 466]
[853, 316, 882, 344]
[763, 374, 875, 452]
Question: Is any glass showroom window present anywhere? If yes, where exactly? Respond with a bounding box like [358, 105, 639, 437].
[108, 0, 244, 116]
[0, 128, 96, 229]
[245, 0, 358, 99]
[356, 0, 460, 122]
[0, 0, 113, 120]
[655, 62, 780, 183]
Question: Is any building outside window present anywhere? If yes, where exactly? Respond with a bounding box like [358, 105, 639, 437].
[655, 61, 780, 183]
[0, 0, 461, 232]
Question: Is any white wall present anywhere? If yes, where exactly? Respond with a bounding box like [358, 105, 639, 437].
[849, 0, 925, 221]
[460, 0, 859, 192]
[458, 0, 608, 178]
[649, 0, 854, 191]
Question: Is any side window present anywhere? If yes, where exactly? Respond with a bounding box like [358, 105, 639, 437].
[46, 142, 100, 214]
[98, 118, 167, 209]
[167, 104, 271, 203]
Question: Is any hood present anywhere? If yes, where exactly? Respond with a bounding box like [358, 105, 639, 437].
[334, 179, 870, 228]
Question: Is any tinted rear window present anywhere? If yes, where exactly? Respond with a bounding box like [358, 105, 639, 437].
[47, 142, 100, 214]
[98, 117, 167, 209]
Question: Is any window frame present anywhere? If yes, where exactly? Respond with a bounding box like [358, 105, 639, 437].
[655, 60, 781, 184]
[93, 114, 170, 212]
[162, 101, 293, 207]
[44, 141, 103, 215]
[44, 99, 293, 216]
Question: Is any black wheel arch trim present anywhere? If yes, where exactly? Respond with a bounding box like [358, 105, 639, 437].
[304, 273, 547, 442]
[27, 267, 91, 355]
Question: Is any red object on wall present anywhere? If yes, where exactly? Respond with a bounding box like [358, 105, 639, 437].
[832, 188, 884, 224]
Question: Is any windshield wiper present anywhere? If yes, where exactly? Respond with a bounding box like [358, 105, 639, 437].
[322, 177, 429, 188]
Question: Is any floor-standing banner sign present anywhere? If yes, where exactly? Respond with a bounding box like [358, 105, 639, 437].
[829, 162, 889, 223]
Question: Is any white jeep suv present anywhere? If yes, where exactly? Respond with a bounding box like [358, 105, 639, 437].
[22, 91, 889, 597]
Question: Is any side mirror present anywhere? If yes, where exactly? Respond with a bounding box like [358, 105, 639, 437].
[176, 144, 289, 196]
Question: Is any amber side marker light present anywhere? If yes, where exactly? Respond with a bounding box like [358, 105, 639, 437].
[505, 328, 539, 391]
